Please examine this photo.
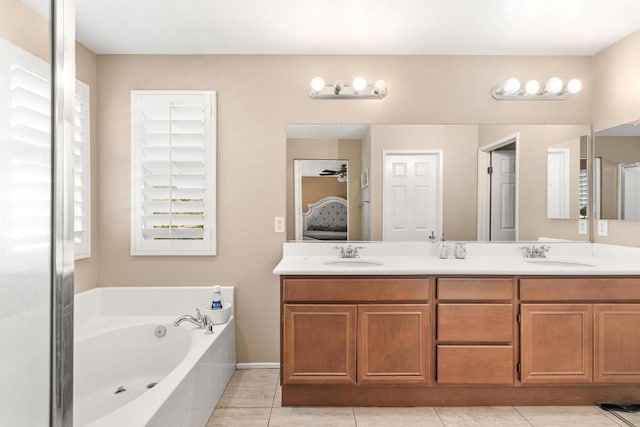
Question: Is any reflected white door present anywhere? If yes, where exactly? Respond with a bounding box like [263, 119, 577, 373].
[547, 148, 570, 219]
[490, 151, 516, 241]
[619, 163, 640, 220]
[383, 152, 441, 241]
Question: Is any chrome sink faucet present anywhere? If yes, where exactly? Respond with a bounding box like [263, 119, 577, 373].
[173, 308, 209, 329]
[335, 244, 364, 258]
[520, 245, 550, 258]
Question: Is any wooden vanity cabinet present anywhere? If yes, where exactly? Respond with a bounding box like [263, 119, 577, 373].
[280, 275, 640, 406]
[281, 277, 431, 386]
[520, 304, 593, 384]
[358, 304, 430, 384]
[436, 278, 516, 385]
[282, 304, 357, 384]
[594, 304, 640, 383]
[519, 278, 640, 385]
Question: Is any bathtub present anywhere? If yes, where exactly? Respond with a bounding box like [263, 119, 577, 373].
[74, 287, 236, 427]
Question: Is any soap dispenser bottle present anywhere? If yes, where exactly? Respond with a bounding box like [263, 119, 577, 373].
[211, 286, 224, 310]
[438, 233, 449, 259]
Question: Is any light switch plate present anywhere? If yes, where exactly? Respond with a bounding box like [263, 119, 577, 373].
[578, 219, 588, 235]
[597, 219, 608, 236]
[274, 217, 285, 233]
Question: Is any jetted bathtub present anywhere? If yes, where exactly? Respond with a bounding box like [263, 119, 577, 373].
[74, 287, 236, 427]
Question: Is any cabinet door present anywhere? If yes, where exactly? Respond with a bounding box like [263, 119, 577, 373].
[520, 304, 593, 384]
[595, 304, 640, 383]
[358, 304, 430, 384]
[283, 304, 356, 384]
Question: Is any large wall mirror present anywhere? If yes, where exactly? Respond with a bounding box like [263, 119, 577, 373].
[287, 123, 591, 243]
[594, 120, 640, 221]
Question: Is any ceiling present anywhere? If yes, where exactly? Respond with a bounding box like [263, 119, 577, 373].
[64, 0, 640, 55]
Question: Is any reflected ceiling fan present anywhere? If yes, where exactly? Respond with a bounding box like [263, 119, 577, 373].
[319, 164, 347, 182]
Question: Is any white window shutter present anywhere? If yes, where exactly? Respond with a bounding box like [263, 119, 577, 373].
[74, 80, 91, 259]
[7, 62, 51, 254]
[131, 90, 217, 256]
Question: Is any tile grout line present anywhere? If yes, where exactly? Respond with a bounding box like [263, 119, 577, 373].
[512, 406, 535, 427]
[433, 407, 447, 426]
[352, 407, 357, 426]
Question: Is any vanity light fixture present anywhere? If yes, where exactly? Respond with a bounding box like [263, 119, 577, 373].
[309, 76, 387, 99]
[492, 76, 582, 100]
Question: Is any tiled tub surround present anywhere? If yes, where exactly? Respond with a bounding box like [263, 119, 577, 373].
[74, 287, 236, 427]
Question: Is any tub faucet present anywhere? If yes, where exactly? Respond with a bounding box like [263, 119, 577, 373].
[173, 309, 209, 329]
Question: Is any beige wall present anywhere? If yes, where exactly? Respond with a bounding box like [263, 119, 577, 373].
[368, 125, 479, 241]
[286, 139, 362, 240]
[0, 0, 50, 62]
[96, 54, 591, 363]
[478, 125, 591, 241]
[592, 30, 640, 246]
[74, 43, 99, 293]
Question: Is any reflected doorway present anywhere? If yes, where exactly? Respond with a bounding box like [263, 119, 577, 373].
[293, 160, 349, 240]
[382, 150, 442, 241]
[478, 134, 519, 241]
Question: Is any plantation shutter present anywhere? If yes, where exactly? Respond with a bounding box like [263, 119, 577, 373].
[74, 80, 91, 258]
[578, 168, 588, 218]
[131, 91, 216, 256]
[7, 60, 52, 254]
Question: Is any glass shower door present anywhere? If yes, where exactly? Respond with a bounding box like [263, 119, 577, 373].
[0, 0, 52, 425]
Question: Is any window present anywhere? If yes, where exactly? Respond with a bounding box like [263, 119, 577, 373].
[130, 90, 216, 256]
[1, 38, 91, 260]
[74, 80, 91, 259]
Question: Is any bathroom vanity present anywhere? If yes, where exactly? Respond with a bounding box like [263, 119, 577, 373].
[274, 243, 640, 406]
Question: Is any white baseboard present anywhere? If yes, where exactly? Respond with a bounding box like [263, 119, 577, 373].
[236, 362, 280, 369]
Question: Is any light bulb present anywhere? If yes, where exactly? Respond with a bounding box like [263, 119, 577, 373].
[352, 76, 367, 92]
[310, 76, 325, 92]
[567, 78, 582, 94]
[545, 76, 564, 95]
[524, 80, 540, 95]
[502, 77, 521, 95]
[373, 79, 387, 95]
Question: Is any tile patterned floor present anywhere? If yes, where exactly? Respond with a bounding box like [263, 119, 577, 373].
[207, 369, 635, 426]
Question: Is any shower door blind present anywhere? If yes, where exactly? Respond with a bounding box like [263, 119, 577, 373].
[130, 91, 217, 255]
[7, 62, 51, 255]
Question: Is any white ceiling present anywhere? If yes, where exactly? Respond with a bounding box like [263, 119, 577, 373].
[66, 0, 640, 55]
[596, 123, 640, 137]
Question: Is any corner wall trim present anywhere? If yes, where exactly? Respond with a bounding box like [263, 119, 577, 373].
[236, 363, 280, 369]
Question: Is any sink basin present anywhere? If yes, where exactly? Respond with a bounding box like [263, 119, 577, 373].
[324, 259, 384, 267]
[525, 257, 596, 267]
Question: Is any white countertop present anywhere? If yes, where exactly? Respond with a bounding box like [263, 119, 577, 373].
[273, 242, 640, 276]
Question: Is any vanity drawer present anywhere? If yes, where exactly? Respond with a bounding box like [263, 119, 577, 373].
[520, 278, 640, 302]
[438, 303, 513, 342]
[282, 278, 430, 302]
[437, 345, 514, 384]
[437, 278, 513, 301]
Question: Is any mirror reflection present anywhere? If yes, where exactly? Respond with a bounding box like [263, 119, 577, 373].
[294, 160, 349, 241]
[287, 123, 591, 242]
[595, 121, 640, 221]
[546, 136, 589, 219]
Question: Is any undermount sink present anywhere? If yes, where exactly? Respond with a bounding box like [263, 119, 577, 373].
[525, 257, 597, 267]
[324, 259, 384, 267]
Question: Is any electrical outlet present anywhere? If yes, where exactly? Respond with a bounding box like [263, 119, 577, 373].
[597, 219, 608, 236]
[274, 217, 285, 233]
[578, 219, 588, 235]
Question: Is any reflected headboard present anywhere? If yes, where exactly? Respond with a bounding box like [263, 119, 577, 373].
[302, 196, 348, 240]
